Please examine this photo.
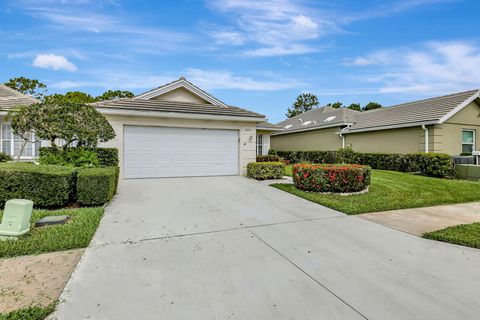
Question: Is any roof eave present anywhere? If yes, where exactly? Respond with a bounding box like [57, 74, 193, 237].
[96, 107, 265, 123]
[338, 120, 439, 134]
[273, 122, 348, 136]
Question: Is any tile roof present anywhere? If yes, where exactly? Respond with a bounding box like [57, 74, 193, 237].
[256, 121, 282, 130]
[91, 98, 265, 119]
[0, 85, 38, 110]
[274, 89, 480, 135]
[274, 106, 359, 135]
[346, 89, 480, 132]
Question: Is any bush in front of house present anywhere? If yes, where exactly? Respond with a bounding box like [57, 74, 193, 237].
[274, 149, 454, 178]
[0, 163, 76, 208]
[256, 155, 281, 162]
[247, 162, 285, 180]
[39, 147, 119, 167]
[39, 148, 99, 167]
[0, 152, 12, 162]
[292, 163, 371, 193]
[76, 167, 119, 206]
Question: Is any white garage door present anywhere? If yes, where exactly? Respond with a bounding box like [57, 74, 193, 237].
[124, 126, 239, 179]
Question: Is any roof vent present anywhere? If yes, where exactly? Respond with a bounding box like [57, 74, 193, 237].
[324, 116, 336, 122]
[284, 124, 293, 129]
[298, 118, 302, 123]
[302, 121, 312, 126]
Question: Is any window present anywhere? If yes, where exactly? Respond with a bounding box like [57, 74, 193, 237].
[256, 134, 263, 156]
[0, 122, 37, 158]
[462, 129, 475, 154]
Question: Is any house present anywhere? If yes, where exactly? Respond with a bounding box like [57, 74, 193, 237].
[93, 77, 280, 179]
[272, 89, 480, 156]
[0, 85, 38, 158]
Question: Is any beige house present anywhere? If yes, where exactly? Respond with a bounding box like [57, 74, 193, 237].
[93, 78, 279, 179]
[272, 90, 480, 156]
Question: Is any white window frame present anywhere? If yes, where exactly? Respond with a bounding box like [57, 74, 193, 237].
[462, 129, 475, 154]
[256, 134, 263, 156]
[0, 121, 38, 158]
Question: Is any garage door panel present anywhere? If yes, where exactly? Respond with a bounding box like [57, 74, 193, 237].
[124, 126, 239, 179]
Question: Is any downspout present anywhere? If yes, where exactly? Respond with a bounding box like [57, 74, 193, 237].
[339, 124, 351, 149]
[422, 124, 429, 153]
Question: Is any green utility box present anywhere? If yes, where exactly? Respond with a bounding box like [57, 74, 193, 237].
[0, 199, 34, 239]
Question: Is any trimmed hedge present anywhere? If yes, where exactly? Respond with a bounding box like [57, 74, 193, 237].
[0, 152, 12, 162]
[247, 162, 285, 180]
[39, 148, 99, 167]
[292, 163, 371, 193]
[271, 149, 455, 179]
[0, 163, 75, 208]
[256, 155, 281, 162]
[39, 147, 119, 167]
[76, 167, 118, 206]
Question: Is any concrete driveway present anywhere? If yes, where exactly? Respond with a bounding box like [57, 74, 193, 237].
[51, 177, 480, 320]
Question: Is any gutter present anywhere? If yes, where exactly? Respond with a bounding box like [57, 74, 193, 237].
[335, 120, 439, 135]
[339, 124, 351, 148]
[273, 122, 353, 136]
[422, 124, 429, 153]
[96, 107, 266, 123]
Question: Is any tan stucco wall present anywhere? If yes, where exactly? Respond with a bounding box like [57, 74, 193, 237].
[271, 127, 343, 151]
[100, 115, 257, 179]
[257, 130, 273, 155]
[150, 87, 209, 104]
[434, 101, 480, 155]
[345, 127, 427, 154]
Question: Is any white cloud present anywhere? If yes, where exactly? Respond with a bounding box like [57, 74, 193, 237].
[49, 68, 305, 91]
[32, 54, 77, 71]
[344, 41, 480, 94]
[207, 0, 330, 56]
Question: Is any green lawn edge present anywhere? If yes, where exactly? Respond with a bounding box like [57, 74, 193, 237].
[423, 223, 480, 249]
[273, 170, 480, 215]
[0, 207, 104, 258]
[0, 303, 55, 320]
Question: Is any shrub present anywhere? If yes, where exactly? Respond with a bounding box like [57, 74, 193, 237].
[0, 152, 12, 162]
[247, 162, 285, 180]
[256, 155, 280, 162]
[275, 149, 454, 178]
[292, 164, 371, 193]
[39, 147, 118, 167]
[39, 148, 99, 167]
[76, 167, 118, 206]
[0, 163, 75, 208]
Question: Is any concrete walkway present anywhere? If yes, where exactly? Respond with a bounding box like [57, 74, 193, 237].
[51, 177, 480, 320]
[360, 202, 480, 236]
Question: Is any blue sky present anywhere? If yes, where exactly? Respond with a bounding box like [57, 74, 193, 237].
[1, 0, 480, 123]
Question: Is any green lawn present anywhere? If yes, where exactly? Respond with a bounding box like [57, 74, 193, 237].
[273, 169, 480, 215]
[424, 223, 480, 249]
[0, 207, 103, 258]
[0, 304, 55, 320]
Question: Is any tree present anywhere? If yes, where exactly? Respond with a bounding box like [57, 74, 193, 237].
[6, 106, 42, 161]
[286, 93, 319, 118]
[363, 102, 383, 111]
[44, 91, 96, 104]
[347, 103, 361, 111]
[8, 101, 115, 150]
[96, 90, 134, 101]
[4, 77, 47, 99]
[329, 102, 343, 109]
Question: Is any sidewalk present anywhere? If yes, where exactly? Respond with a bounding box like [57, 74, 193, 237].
[359, 202, 480, 236]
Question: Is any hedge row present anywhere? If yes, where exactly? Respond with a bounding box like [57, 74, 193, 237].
[0, 163, 118, 208]
[256, 155, 281, 162]
[292, 164, 371, 193]
[247, 162, 285, 180]
[270, 149, 455, 178]
[39, 147, 119, 167]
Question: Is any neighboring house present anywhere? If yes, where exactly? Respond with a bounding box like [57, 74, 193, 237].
[0, 85, 38, 159]
[272, 89, 480, 156]
[93, 77, 280, 179]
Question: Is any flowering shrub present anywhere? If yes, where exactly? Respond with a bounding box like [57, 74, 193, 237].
[247, 162, 285, 180]
[292, 164, 371, 193]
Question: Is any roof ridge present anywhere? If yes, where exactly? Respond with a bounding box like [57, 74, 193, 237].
[371, 89, 480, 113]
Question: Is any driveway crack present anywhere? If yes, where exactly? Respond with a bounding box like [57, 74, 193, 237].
[249, 230, 369, 320]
